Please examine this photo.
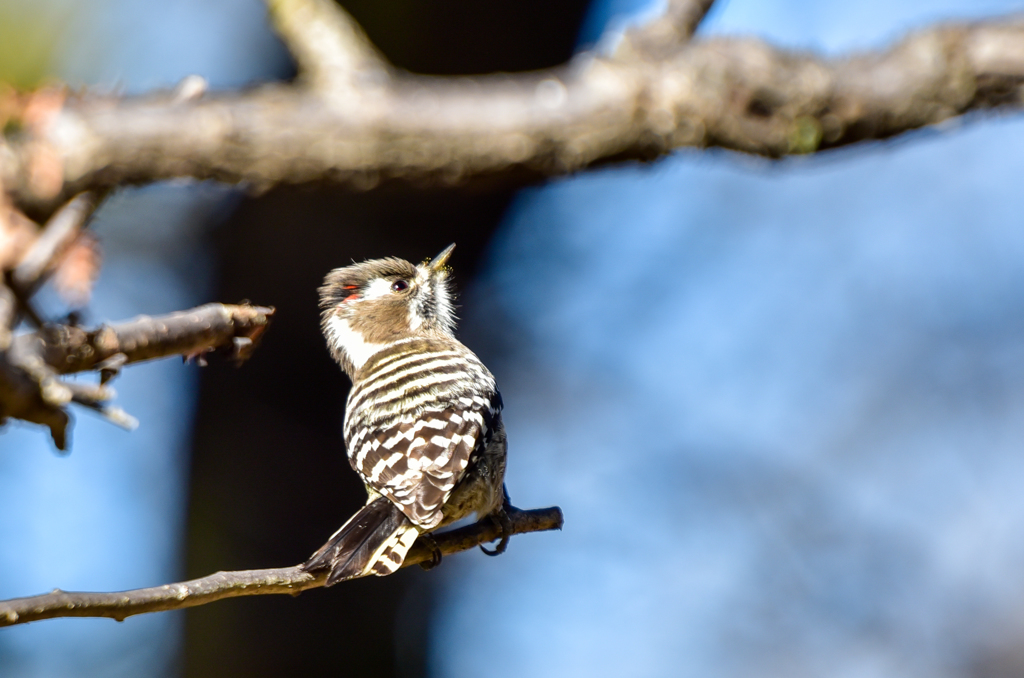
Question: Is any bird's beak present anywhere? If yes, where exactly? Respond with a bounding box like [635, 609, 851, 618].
[429, 243, 456, 272]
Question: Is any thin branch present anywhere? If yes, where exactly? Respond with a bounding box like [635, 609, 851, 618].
[64, 381, 138, 430]
[17, 302, 275, 374]
[4, 14, 1022, 212]
[0, 505, 564, 626]
[4, 192, 98, 333]
[11, 191, 96, 293]
[0, 285, 15, 350]
[0, 303, 273, 449]
[266, 0, 389, 95]
[665, 0, 717, 38]
[619, 0, 718, 57]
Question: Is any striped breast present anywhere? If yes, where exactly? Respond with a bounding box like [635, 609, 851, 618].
[344, 338, 501, 529]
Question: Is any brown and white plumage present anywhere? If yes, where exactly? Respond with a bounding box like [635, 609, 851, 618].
[303, 245, 509, 584]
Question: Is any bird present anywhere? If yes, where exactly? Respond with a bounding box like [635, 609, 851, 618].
[303, 244, 512, 585]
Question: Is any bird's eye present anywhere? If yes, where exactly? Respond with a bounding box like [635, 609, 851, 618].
[391, 280, 409, 292]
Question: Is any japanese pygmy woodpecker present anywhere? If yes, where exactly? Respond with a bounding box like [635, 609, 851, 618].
[303, 244, 511, 584]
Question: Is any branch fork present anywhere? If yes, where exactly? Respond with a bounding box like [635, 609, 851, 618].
[0, 292, 274, 449]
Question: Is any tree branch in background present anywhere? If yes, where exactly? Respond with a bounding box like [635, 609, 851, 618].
[0, 505, 564, 627]
[0, 170, 276, 448]
[618, 0, 718, 57]
[10, 191, 96, 297]
[2, 0, 1017, 439]
[2, 302, 273, 450]
[265, 0, 389, 95]
[24, 302, 276, 374]
[1, 0, 1022, 215]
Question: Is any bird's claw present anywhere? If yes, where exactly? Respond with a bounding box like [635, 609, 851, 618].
[418, 533, 443, 571]
[480, 495, 515, 557]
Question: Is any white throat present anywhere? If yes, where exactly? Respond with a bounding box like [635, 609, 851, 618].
[326, 316, 387, 370]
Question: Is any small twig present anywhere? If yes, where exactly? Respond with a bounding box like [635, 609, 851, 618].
[0, 505, 563, 626]
[19, 302, 275, 374]
[4, 192, 97, 332]
[96, 352, 127, 384]
[0, 284, 15, 349]
[266, 0, 389, 95]
[668, 0, 717, 38]
[62, 380, 113, 406]
[172, 75, 208, 104]
[11, 191, 95, 293]
[5, 277, 45, 329]
[64, 381, 138, 430]
[620, 0, 718, 57]
[0, 341, 72, 449]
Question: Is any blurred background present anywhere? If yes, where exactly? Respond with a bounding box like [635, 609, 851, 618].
[3, 0, 1024, 677]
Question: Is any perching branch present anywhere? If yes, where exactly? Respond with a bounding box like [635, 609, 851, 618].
[3, 0, 1024, 215]
[0, 505, 563, 626]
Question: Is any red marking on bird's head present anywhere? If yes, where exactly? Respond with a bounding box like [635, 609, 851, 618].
[340, 285, 360, 302]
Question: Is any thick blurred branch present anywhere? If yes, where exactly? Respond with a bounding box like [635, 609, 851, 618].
[0, 0, 1020, 443]
[1, 0, 1022, 214]
[0, 505, 563, 626]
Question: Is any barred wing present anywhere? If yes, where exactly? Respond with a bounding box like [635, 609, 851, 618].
[350, 401, 498, 529]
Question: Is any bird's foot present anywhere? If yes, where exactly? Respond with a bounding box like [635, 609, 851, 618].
[480, 497, 515, 557]
[418, 533, 443, 571]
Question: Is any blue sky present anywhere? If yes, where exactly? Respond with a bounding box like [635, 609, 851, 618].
[2, 1, 1024, 677]
[433, 1, 1024, 677]
[0, 2, 278, 676]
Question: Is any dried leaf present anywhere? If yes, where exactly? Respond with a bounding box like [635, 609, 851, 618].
[0, 83, 20, 131]
[19, 87, 68, 200]
[25, 141, 63, 199]
[52, 231, 100, 307]
[21, 86, 66, 132]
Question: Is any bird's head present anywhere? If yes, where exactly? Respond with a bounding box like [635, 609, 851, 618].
[319, 244, 457, 375]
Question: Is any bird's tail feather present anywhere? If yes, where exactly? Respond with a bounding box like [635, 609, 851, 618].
[303, 497, 419, 585]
